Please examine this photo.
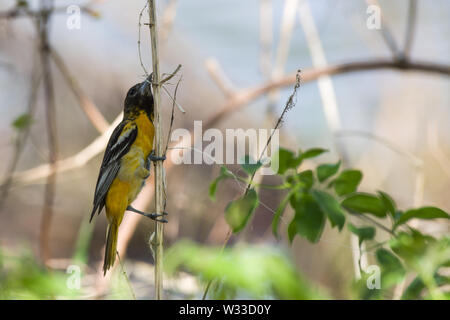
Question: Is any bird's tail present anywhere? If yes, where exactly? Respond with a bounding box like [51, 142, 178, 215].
[103, 221, 119, 275]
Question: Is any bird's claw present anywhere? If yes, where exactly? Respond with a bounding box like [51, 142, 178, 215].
[144, 212, 168, 223]
[127, 206, 168, 223]
[149, 150, 166, 162]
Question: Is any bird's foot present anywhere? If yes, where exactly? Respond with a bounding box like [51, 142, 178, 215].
[126, 206, 168, 223]
[149, 150, 166, 162]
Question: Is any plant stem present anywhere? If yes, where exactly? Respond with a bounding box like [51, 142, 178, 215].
[147, 0, 165, 300]
[38, 0, 58, 265]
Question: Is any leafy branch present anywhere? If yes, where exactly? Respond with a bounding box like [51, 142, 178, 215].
[208, 145, 450, 299]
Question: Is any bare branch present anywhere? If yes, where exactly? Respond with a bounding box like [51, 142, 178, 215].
[38, 0, 58, 265]
[147, 0, 165, 300]
[0, 48, 41, 206]
[366, 0, 400, 57]
[205, 58, 450, 129]
[403, 0, 418, 58]
[50, 47, 109, 133]
[165, 76, 182, 155]
[160, 63, 182, 85]
[204, 58, 236, 98]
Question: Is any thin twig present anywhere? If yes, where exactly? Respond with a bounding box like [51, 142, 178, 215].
[245, 71, 301, 195]
[366, 0, 400, 57]
[204, 58, 450, 129]
[201, 230, 232, 300]
[162, 85, 185, 113]
[0, 47, 41, 206]
[138, 1, 149, 76]
[267, 0, 298, 109]
[403, 0, 418, 58]
[147, 0, 165, 300]
[38, 0, 58, 265]
[160, 63, 182, 85]
[165, 75, 182, 155]
[117, 252, 137, 300]
[351, 213, 396, 236]
[335, 130, 423, 167]
[50, 47, 109, 133]
[202, 71, 302, 300]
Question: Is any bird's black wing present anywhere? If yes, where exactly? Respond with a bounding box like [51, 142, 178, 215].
[90, 120, 138, 222]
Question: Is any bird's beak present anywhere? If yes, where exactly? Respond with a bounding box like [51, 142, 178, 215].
[139, 73, 152, 96]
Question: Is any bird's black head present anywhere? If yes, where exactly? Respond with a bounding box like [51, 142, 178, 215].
[124, 76, 154, 119]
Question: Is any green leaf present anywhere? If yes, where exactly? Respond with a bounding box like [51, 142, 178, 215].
[376, 249, 406, 287]
[376, 249, 404, 272]
[297, 170, 314, 190]
[402, 276, 425, 300]
[286, 170, 314, 190]
[402, 274, 449, 300]
[11, 114, 33, 131]
[288, 219, 297, 243]
[165, 241, 326, 299]
[225, 189, 259, 233]
[316, 161, 341, 183]
[395, 207, 450, 227]
[290, 195, 326, 243]
[272, 190, 295, 237]
[209, 166, 233, 201]
[282, 148, 328, 168]
[389, 230, 435, 265]
[332, 170, 362, 196]
[241, 155, 262, 176]
[300, 148, 328, 160]
[311, 190, 345, 230]
[377, 191, 396, 218]
[348, 224, 375, 245]
[209, 179, 221, 201]
[273, 148, 295, 174]
[341, 193, 387, 218]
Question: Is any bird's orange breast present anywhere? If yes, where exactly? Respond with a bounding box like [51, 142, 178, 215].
[133, 111, 154, 157]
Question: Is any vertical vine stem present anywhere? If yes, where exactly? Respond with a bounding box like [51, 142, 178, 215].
[147, 0, 165, 300]
[39, 0, 58, 265]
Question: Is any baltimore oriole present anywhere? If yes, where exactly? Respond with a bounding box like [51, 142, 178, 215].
[90, 76, 167, 275]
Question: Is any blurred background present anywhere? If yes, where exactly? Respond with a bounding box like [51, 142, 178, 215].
[0, 0, 449, 299]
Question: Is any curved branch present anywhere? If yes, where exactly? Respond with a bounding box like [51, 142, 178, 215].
[12, 114, 122, 185]
[205, 58, 450, 128]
